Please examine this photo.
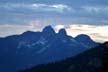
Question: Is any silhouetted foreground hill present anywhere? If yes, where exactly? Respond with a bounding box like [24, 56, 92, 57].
[19, 42, 108, 72]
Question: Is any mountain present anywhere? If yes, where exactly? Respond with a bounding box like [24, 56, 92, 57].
[75, 34, 99, 48]
[19, 42, 108, 72]
[0, 25, 99, 72]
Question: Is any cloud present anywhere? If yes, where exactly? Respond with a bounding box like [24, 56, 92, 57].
[0, 3, 72, 13]
[28, 20, 47, 31]
[0, 24, 30, 37]
[54, 24, 108, 42]
[0, 23, 108, 42]
[0, 21, 47, 37]
[54, 24, 65, 32]
[0, 24, 32, 37]
[82, 6, 108, 15]
[0, 2, 108, 25]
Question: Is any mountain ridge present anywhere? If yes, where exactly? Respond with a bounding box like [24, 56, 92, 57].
[0, 25, 100, 72]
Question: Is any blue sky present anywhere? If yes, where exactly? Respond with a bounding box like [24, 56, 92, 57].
[0, 0, 108, 42]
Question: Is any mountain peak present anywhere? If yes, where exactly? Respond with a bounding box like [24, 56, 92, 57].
[42, 25, 55, 36]
[58, 28, 67, 36]
[75, 34, 92, 41]
[22, 31, 35, 35]
[75, 34, 99, 48]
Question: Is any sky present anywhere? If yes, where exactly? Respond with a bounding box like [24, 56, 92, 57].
[0, 0, 108, 42]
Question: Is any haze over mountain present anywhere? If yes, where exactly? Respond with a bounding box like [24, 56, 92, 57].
[0, 26, 99, 72]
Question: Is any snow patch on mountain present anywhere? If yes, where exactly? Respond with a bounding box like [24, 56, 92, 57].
[17, 41, 26, 49]
[36, 44, 50, 54]
[36, 36, 47, 45]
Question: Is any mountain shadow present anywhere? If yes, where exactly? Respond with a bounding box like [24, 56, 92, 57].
[19, 42, 108, 72]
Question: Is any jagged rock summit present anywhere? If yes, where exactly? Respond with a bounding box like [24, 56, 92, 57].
[58, 28, 67, 36]
[42, 25, 55, 36]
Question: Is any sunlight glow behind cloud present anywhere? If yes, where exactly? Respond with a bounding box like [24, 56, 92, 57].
[54, 24, 108, 42]
[0, 24, 108, 42]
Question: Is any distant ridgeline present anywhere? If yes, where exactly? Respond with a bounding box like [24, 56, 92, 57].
[0, 25, 104, 72]
[19, 42, 108, 72]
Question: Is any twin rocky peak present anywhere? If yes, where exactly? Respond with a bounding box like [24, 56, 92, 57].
[42, 25, 67, 36]
[23, 25, 95, 43]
